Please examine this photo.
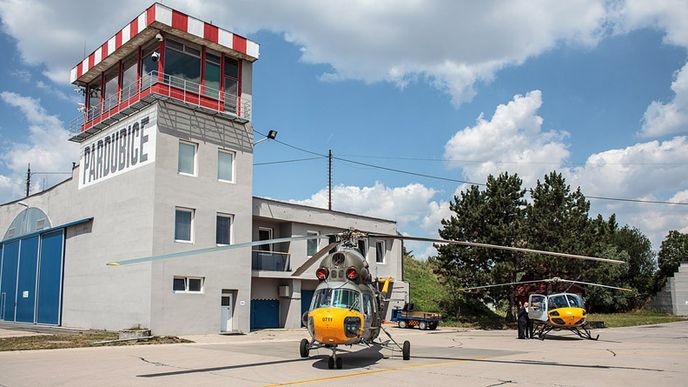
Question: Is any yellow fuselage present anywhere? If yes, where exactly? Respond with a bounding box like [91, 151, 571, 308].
[308, 307, 364, 345]
[548, 307, 586, 327]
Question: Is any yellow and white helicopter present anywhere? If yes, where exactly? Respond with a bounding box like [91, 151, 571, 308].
[108, 229, 626, 369]
[462, 277, 633, 340]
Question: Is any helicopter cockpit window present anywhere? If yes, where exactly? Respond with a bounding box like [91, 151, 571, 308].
[362, 293, 373, 317]
[548, 295, 569, 309]
[332, 289, 361, 312]
[311, 288, 362, 312]
[312, 289, 333, 309]
[565, 294, 583, 308]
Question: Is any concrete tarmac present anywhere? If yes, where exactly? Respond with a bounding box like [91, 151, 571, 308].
[0, 321, 686, 386]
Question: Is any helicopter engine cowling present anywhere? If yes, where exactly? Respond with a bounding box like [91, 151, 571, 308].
[318, 249, 372, 284]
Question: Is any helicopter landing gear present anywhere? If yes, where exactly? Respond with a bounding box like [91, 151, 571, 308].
[300, 338, 310, 358]
[402, 340, 411, 360]
[574, 325, 599, 340]
[328, 349, 343, 369]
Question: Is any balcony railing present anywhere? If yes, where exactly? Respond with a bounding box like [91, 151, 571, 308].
[252, 250, 291, 271]
[68, 70, 251, 141]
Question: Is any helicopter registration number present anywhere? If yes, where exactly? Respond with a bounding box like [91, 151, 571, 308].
[322, 317, 333, 322]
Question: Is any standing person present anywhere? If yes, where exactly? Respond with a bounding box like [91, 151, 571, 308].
[524, 301, 534, 338]
[517, 302, 528, 339]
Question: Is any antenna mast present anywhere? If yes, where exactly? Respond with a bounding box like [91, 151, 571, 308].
[328, 149, 332, 211]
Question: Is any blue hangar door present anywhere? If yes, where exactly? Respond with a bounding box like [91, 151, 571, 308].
[0, 230, 64, 324]
[301, 290, 314, 327]
[250, 299, 280, 330]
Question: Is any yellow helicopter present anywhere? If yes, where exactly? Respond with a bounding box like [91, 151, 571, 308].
[108, 229, 626, 369]
[462, 277, 633, 340]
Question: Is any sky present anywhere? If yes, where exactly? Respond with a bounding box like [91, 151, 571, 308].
[0, 0, 687, 257]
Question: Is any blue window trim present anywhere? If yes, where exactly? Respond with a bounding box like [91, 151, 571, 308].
[0, 217, 93, 245]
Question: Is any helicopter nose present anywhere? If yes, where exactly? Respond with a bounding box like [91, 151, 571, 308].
[309, 307, 364, 344]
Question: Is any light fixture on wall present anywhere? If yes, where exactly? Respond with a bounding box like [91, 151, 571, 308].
[254, 130, 278, 145]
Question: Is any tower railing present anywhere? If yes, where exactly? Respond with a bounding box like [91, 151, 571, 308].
[68, 70, 251, 136]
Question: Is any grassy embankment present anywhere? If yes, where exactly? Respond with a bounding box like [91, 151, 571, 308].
[403, 255, 687, 329]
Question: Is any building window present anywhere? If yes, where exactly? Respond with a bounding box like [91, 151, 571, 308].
[218, 149, 234, 182]
[204, 51, 221, 99]
[121, 54, 138, 101]
[164, 38, 201, 91]
[175, 207, 194, 242]
[357, 240, 368, 260]
[87, 80, 101, 118]
[258, 227, 273, 252]
[141, 41, 159, 89]
[216, 213, 233, 246]
[178, 141, 197, 176]
[376, 241, 386, 263]
[224, 57, 239, 113]
[173, 276, 204, 293]
[103, 67, 119, 112]
[307, 231, 319, 257]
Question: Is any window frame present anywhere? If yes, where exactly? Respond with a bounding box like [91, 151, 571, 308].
[217, 149, 235, 183]
[216, 213, 234, 246]
[177, 140, 198, 176]
[174, 207, 195, 243]
[306, 231, 319, 257]
[172, 276, 205, 294]
[258, 227, 273, 252]
[375, 240, 386, 264]
[357, 239, 368, 260]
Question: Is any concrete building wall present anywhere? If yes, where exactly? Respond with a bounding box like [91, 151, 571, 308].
[0, 104, 158, 331]
[148, 102, 254, 335]
[651, 263, 688, 316]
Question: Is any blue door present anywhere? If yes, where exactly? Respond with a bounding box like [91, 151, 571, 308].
[301, 290, 314, 326]
[37, 231, 64, 324]
[16, 236, 39, 323]
[250, 299, 280, 329]
[1, 241, 19, 321]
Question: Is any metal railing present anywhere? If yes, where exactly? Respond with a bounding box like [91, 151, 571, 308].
[69, 70, 251, 135]
[252, 250, 291, 271]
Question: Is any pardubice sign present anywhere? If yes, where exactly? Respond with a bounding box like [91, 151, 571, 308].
[79, 106, 157, 189]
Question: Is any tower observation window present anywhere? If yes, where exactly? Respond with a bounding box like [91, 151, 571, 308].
[164, 39, 201, 91]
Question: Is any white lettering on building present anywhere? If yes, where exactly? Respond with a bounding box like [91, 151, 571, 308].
[79, 107, 157, 189]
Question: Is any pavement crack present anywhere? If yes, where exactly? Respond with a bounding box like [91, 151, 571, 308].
[606, 349, 617, 357]
[138, 356, 185, 369]
[486, 380, 514, 387]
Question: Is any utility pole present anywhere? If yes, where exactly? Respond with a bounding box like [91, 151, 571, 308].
[26, 163, 31, 197]
[328, 149, 332, 211]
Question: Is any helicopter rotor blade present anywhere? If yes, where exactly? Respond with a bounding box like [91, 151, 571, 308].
[291, 242, 338, 277]
[556, 279, 634, 292]
[460, 279, 552, 291]
[368, 233, 624, 264]
[106, 234, 323, 267]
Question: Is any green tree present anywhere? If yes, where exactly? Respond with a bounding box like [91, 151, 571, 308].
[656, 230, 688, 289]
[610, 226, 656, 307]
[435, 172, 526, 320]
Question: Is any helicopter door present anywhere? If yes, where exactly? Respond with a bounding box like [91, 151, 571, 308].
[362, 293, 374, 330]
[528, 294, 548, 322]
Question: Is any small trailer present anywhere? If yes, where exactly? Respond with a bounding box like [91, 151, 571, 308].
[391, 306, 442, 330]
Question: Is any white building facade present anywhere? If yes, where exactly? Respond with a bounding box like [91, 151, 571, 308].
[0, 4, 407, 335]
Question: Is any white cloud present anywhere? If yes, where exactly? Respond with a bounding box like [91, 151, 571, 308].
[611, 0, 688, 48]
[2, 0, 608, 104]
[639, 62, 688, 137]
[292, 182, 438, 227]
[0, 91, 78, 201]
[443, 90, 688, 247]
[444, 90, 570, 188]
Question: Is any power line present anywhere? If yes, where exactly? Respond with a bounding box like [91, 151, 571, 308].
[253, 157, 325, 166]
[333, 156, 485, 186]
[254, 131, 688, 206]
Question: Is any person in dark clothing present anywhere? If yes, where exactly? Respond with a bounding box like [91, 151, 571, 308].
[517, 302, 529, 339]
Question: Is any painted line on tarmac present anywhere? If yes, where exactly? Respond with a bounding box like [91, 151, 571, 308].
[261, 357, 486, 386]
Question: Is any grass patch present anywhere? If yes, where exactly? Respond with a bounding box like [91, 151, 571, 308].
[589, 310, 688, 328]
[403, 255, 447, 313]
[0, 331, 192, 351]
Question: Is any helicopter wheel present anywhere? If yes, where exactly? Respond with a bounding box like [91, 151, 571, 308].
[328, 356, 335, 369]
[299, 339, 310, 358]
[336, 357, 343, 369]
[402, 340, 411, 360]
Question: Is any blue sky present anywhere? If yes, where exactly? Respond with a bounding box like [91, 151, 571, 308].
[1, 1, 687, 256]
